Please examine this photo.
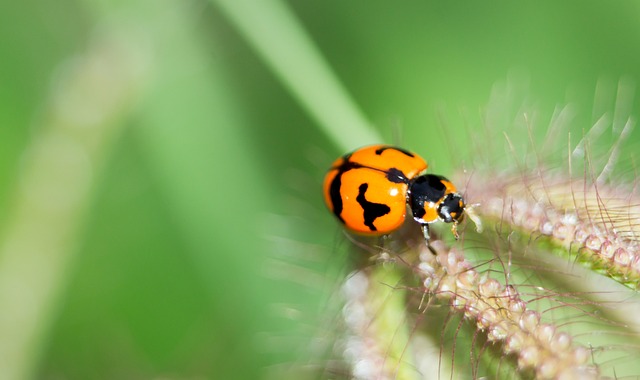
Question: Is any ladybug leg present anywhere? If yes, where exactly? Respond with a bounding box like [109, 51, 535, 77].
[377, 235, 387, 259]
[450, 222, 460, 240]
[421, 223, 430, 242]
[421, 224, 438, 255]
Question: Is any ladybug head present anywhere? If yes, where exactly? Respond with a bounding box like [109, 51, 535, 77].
[437, 193, 466, 224]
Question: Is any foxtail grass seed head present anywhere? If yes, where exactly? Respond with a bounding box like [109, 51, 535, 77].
[467, 173, 640, 290]
[411, 240, 601, 378]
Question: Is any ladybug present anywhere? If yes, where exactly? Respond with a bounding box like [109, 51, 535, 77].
[323, 144, 477, 243]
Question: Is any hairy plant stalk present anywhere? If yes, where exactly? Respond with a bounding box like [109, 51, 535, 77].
[419, 240, 598, 379]
[341, 265, 420, 380]
[337, 165, 640, 379]
[212, 0, 381, 151]
[468, 173, 640, 290]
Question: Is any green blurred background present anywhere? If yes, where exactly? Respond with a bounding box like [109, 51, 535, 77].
[1, 0, 639, 379]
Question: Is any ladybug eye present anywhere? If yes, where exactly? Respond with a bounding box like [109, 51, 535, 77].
[438, 194, 465, 223]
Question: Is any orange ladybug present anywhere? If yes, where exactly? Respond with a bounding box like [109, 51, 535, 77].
[323, 144, 476, 243]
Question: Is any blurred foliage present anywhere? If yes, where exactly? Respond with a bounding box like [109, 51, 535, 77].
[1, 0, 639, 379]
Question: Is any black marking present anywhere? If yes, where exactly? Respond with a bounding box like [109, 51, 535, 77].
[328, 171, 345, 224]
[327, 157, 369, 223]
[356, 183, 390, 231]
[375, 146, 415, 158]
[385, 167, 409, 184]
[412, 205, 426, 219]
[408, 174, 447, 220]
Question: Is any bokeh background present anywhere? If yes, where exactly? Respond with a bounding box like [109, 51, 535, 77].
[1, 1, 640, 379]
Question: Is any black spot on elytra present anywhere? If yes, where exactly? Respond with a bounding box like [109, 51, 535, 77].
[356, 183, 390, 231]
[385, 167, 408, 183]
[328, 158, 365, 224]
[328, 172, 345, 224]
[375, 146, 415, 157]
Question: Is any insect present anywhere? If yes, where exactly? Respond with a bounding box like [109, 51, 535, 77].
[323, 144, 479, 244]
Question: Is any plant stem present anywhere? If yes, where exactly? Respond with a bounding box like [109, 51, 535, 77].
[212, 0, 381, 151]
